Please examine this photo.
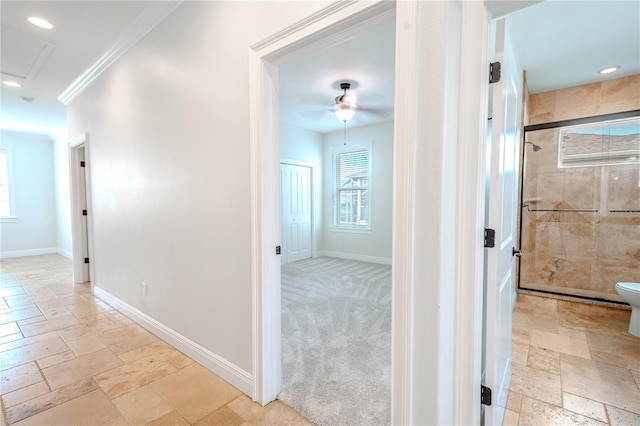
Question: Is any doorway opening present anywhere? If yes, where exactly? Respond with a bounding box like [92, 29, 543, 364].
[275, 15, 395, 423]
[69, 133, 93, 287]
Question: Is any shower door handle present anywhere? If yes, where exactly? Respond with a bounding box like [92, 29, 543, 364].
[512, 247, 523, 257]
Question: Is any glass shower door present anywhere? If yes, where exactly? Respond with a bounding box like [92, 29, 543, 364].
[519, 118, 640, 302]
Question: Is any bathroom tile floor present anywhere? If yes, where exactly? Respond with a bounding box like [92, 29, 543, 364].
[0, 255, 314, 426]
[504, 293, 640, 425]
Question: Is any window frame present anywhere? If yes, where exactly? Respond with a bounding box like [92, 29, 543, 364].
[557, 116, 640, 169]
[330, 143, 372, 232]
[0, 147, 16, 221]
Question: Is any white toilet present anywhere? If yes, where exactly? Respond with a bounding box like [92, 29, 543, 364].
[615, 282, 640, 337]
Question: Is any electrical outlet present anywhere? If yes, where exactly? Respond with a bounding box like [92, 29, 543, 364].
[142, 282, 148, 296]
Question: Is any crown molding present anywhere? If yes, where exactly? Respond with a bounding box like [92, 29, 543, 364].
[58, 1, 183, 105]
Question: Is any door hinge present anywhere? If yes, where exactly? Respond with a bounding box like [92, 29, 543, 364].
[481, 385, 492, 406]
[80, 161, 86, 167]
[275, 246, 281, 255]
[484, 228, 495, 248]
[489, 61, 501, 84]
[82, 209, 87, 216]
[84, 257, 89, 264]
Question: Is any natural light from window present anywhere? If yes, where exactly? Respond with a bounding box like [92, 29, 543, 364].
[332, 147, 371, 230]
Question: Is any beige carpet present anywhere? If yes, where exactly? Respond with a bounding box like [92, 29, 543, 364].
[278, 257, 391, 426]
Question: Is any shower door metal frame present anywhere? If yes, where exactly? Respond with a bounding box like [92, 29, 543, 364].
[517, 109, 640, 298]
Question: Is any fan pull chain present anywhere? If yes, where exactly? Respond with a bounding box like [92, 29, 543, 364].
[344, 122, 347, 145]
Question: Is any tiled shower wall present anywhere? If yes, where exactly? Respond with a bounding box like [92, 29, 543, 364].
[520, 74, 640, 302]
[520, 127, 640, 302]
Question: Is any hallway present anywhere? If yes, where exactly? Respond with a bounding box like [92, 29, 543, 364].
[0, 255, 312, 425]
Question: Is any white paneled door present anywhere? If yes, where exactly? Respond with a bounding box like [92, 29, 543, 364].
[280, 163, 312, 265]
[483, 18, 522, 426]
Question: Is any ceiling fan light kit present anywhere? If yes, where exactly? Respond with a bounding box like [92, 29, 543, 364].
[334, 82, 356, 123]
[335, 82, 356, 145]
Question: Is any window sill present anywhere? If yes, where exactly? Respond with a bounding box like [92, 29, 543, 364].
[1, 216, 17, 223]
[329, 226, 371, 234]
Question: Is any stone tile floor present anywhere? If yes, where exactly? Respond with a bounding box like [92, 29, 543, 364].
[0, 255, 314, 426]
[504, 293, 640, 425]
[2, 254, 639, 425]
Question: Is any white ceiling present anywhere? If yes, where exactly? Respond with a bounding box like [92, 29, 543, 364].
[1, 1, 151, 132]
[1, 1, 638, 136]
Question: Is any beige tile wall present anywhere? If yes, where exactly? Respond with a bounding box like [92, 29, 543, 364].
[520, 77, 640, 301]
[528, 74, 640, 125]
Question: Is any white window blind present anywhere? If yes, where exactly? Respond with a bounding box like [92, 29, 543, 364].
[332, 148, 370, 229]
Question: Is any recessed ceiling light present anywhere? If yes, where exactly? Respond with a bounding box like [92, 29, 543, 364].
[2, 80, 22, 88]
[28, 16, 54, 29]
[598, 66, 620, 75]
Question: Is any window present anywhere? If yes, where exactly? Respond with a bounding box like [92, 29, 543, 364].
[0, 148, 13, 218]
[331, 146, 371, 230]
[558, 117, 640, 168]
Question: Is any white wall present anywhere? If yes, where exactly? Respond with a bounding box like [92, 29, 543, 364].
[321, 121, 393, 263]
[53, 135, 72, 258]
[66, 1, 327, 383]
[280, 123, 323, 253]
[0, 130, 57, 257]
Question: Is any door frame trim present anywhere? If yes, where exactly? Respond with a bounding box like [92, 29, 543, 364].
[69, 133, 95, 288]
[248, 0, 403, 412]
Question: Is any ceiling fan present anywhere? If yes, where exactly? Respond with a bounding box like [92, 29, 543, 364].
[295, 80, 394, 124]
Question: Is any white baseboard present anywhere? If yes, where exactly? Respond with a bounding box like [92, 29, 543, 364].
[317, 250, 392, 265]
[56, 248, 73, 259]
[1, 248, 57, 259]
[93, 286, 253, 395]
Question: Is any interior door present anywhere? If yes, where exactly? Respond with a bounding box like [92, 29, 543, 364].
[281, 163, 312, 264]
[483, 17, 522, 425]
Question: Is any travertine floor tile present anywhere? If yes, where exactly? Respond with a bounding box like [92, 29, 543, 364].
[0, 306, 41, 326]
[561, 354, 640, 414]
[193, 405, 245, 426]
[5, 379, 98, 424]
[526, 346, 560, 374]
[64, 335, 107, 357]
[98, 324, 159, 354]
[606, 405, 640, 425]
[149, 363, 242, 423]
[0, 331, 59, 353]
[0, 333, 22, 346]
[145, 409, 191, 426]
[505, 390, 522, 413]
[519, 396, 606, 426]
[117, 340, 193, 370]
[41, 348, 122, 390]
[502, 409, 518, 426]
[227, 395, 313, 426]
[94, 355, 179, 399]
[562, 392, 608, 423]
[510, 363, 562, 406]
[0, 381, 49, 409]
[0, 323, 20, 338]
[511, 340, 529, 366]
[586, 332, 640, 370]
[36, 350, 75, 369]
[57, 316, 120, 341]
[111, 384, 173, 425]
[0, 336, 69, 371]
[530, 328, 591, 359]
[0, 363, 43, 395]
[12, 390, 120, 426]
[18, 315, 81, 338]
